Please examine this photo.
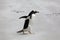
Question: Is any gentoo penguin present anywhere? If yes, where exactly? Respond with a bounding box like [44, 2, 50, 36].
[17, 10, 39, 34]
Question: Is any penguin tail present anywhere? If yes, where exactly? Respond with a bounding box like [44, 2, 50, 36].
[17, 30, 23, 33]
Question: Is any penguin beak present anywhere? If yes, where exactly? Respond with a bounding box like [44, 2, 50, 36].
[34, 11, 39, 14]
[37, 11, 39, 13]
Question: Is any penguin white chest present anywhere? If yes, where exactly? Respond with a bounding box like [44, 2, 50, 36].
[32, 14, 36, 20]
[29, 14, 36, 26]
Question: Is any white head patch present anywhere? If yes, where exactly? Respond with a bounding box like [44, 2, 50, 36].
[32, 14, 35, 17]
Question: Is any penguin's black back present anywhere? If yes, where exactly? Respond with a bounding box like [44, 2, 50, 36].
[23, 19, 29, 29]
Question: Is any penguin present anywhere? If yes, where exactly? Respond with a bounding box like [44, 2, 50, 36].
[17, 10, 39, 34]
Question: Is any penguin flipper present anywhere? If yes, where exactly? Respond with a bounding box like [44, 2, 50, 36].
[19, 16, 28, 19]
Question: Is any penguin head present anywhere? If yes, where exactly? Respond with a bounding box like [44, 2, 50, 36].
[28, 10, 39, 16]
[28, 10, 39, 19]
[32, 10, 39, 16]
[32, 10, 39, 14]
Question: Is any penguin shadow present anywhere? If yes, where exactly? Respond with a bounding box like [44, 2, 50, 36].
[17, 32, 30, 35]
